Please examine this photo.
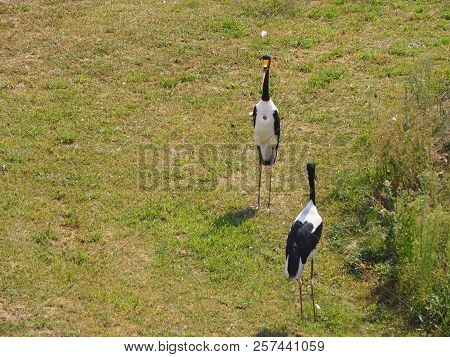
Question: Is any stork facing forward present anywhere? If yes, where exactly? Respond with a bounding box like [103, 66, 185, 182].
[253, 54, 280, 210]
[285, 163, 323, 321]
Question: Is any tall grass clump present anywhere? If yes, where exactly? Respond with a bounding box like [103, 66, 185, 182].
[332, 62, 449, 335]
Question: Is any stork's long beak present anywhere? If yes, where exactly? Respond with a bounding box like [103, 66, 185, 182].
[262, 58, 270, 72]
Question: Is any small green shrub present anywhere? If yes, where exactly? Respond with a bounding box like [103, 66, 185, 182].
[332, 62, 449, 335]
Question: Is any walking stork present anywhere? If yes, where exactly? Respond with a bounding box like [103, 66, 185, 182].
[253, 54, 280, 210]
[285, 163, 323, 321]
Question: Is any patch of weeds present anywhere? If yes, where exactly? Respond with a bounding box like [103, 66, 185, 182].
[53, 190, 66, 201]
[256, 325, 289, 337]
[159, 78, 179, 89]
[241, 0, 298, 18]
[381, 64, 412, 78]
[235, 296, 255, 310]
[355, 51, 377, 61]
[57, 132, 77, 145]
[219, 18, 243, 38]
[291, 37, 317, 49]
[307, 6, 339, 20]
[373, 262, 395, 287]
[345, 3, 362, 13]
[410, 5, 429, 21]
[431, 36, 449, 47]
[136, 203, 168, 225]
[63, 211, 80, 229]
[79, 232, 102, 244]
[388, 43, 414, 57]
[171, 0, 199, 12]
[321, 47, 345, 62]
[33, 227, 57, 245]
[44, 80, 70, 90]
[154, 39, 171, 48]
[72, 251, 90, 265]
[308, 67, 345, 88]
[305, 110, 333, 123]
[327, 220, 358, 251]
[0, 81, 14, 90]
[248, 38, 272, 51]
[223, 81, 241, 89]
[441, 10, 450, 20]
[295, 61, 314, 73]
[126, 72, 150, 83]
[0, 322, 23, 335]
[180, 72, 196, 83]
[114, 291, 140, 313]
[392, 1, 406, 10]
[344, 252, 365, 278]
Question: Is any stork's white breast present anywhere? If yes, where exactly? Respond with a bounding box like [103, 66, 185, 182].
[254, 100, 278, 146]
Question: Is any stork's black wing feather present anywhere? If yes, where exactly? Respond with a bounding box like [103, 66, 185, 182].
[252, 106, 257, 128]
[273, 110, 280, 144]
[286, 221, 322, 269]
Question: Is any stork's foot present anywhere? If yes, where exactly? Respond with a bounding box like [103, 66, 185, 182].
[253, 203, 260, 210]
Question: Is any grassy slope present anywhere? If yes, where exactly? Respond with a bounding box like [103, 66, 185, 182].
[0, 0, 448, 336]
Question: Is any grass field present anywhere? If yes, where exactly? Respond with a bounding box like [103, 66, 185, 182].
[0, 0, 448, 336]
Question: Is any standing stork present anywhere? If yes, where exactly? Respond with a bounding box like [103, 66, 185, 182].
[285, 163, 323, 321]
[253, 54, 280, 210]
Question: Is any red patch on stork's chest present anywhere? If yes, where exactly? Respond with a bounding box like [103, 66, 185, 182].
[262, 115, 267, 120]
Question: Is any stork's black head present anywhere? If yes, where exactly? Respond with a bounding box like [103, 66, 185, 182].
[262, 54, 271, 72]
[307, 162, 316, 178]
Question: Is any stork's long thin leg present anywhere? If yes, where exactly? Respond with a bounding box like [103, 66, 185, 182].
[268, 165, 273, 209]
[256, 161, 262, 209]
[311, 259, 316, 322]
[297, 278, 303, 317]
[267, 149, 274, 209]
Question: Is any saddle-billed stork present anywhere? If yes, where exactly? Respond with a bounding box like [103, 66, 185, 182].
[285, 163, 323, 321]
[252, 54, 280, 210]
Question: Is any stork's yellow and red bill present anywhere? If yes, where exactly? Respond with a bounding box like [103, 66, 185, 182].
[262, 58, 270, 68]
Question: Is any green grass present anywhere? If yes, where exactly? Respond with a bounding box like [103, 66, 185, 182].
[0, 0, 448, 336]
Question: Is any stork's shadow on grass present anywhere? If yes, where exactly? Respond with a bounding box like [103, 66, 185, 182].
[213, 207, 256, 228]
